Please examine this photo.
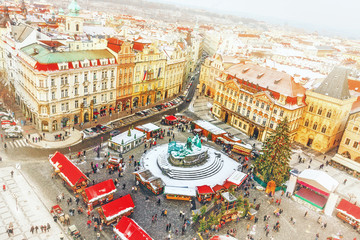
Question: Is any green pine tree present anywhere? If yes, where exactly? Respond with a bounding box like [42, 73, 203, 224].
[254, 117, 291, 186]
[127, 127, 131, 137]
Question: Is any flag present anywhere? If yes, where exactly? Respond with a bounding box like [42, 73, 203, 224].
[143, 70, 147, 81]
[157, 67, 161, 78]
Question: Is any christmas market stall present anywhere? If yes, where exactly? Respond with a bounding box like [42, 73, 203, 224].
[135, 123, 161, 139]
[113, 216, 153, 240]
[82, 179, 116, 210]
[49, 151, 89, 193]
[193, 120, 226, 141]
[336, 199, 360, 232]
[210, 236, 238, 240]
[219, 192, 243, 223]
[133, 169, 165, 195]
[162, 115, 178, 125]
[226, 171, 248, 187]
[98, 194, 135, 225]
[107, 155, 123, 170]
[196, 185, 214, 203]
[109, 129, 145, 153]
[164, 186, 196, 201]
[292, 169, 339, 213]
[212, 184, 226, 199]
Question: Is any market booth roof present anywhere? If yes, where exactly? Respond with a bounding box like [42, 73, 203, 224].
[136, 123, 160, 133]
[165, 115, 177, 121]
[210, 235, 238, 240]
[84, 179, 116, 203]
[49, 151, 89, 187]
[101, 194, 135, 221]
[336, 199, 360, 221]
[227, 171, 247, 186]
[114, 216, 153, 240]
[196, 185, 214, 195]
[297, 169, 339, 194]
[212, 184, 225, 193]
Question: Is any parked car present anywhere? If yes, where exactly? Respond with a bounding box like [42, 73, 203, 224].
[110, 129, 121, 137]
[135, 111, 145, 117]
[186, 98, 191, 102]
[142, 109, 151, 116]
[91, 127, 100, 133]
[83, 128, 95, 136]
[179, 95, 185, 100]
[96, 124, 107, 132]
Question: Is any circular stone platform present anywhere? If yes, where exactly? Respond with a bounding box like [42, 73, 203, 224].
[142, 143, 240, 188]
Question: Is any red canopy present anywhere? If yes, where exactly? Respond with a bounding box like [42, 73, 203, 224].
[210, 235, 237, 240]
[222, 180, 236, 189]
[197, 185, 214, 195]
[114, 217, 153, 240]
[49, 152, 89, 187]
[337, 199, 360, 221]
[165, 115, 177, 121]
[84, 179, 116, 203]
[101, 194, 135, 221]
[212, 184, 225, 193]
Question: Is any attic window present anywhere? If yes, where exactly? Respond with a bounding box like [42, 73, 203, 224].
[257, 73, 264, 79]
[274, 78, 282, 84]
[242, 68, 250, 73]
[91, 60, 97, 66]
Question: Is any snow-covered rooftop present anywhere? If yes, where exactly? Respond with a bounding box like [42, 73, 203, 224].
[110, 129, 145, 146]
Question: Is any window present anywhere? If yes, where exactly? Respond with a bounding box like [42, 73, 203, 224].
[270, 121, 274, 129]
[61, 103, 65, 112]
[74, 75, 78, 83]
[249, 98, 253, 104]
[313, 122, 318, 130]
[261, 103, 265, 109]
[61, 90, 64, 98]
[110, 92, 113, 100]
[245, 95, 248, 101]
[237, 106, 241, 113]
[246, 110, 250, 117]
[232, 103, 235, 110]
[51, 105, 56, 114]
[273, 108, 278, 114]
[51, 92, 55, 100]
[266, 105, 270, 111]
[240, 93, 243, 100]
[234, 119, 238, 125]
[75, 100, 79, 108]
[111, 70, 114, 77]
[84, 86, 88, 94]
[252, 113, 257, 121]
[65, 102, 69, 111]
[353, 142, 359, 149]
[317, 108, 322, 115]
[111, 81, 114, 88]
[262, 118, 267, 126]
[309, 105, 314, 112]
[326, 111, 332, 118]
[304, 119, 309, 127]
[83, 98, 87, 106]
[256, 101, 259, 107]
[93, 72, 97, 80]
[93, 84, 96, 92]
[345, 138, 350, 145]
[84, 73, 88, 81]
[74, 87, 78, 95]
[41, 107, 47, 114]
[321, 126, 327, 133]
[93, 96, 96, 104]
[76, 24, 79, 32]
[280, 110, 284, 117]
[51, 78, 55, 87]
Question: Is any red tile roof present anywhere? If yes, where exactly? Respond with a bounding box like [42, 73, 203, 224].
[212, 184, 225, 193]
[107, 37, 124, 53]
[84, 179, 116, 203]
[196, 185, 214, 195]
[226, 63, 305, 98]
[49, 152, 89, 187]
[133, 41, 150, 52]
[114, 217, 153, 240]
[337, 199, 360, 221]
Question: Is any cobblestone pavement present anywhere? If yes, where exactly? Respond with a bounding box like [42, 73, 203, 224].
[0, 167, 67, 240]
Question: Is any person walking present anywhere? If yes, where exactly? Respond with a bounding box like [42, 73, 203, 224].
[304, 211, 308, 218]
[47, 223, 50, 232]
[30, 226, 34, 234]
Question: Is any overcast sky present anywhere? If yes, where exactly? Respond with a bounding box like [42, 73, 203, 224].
[149, 0, 360, 39]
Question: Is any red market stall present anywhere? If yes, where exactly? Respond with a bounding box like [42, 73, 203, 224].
[212, 184, 226, 199]
[226, 171, 248, 187]
[336, 199, 360, 232]
[82, 179, 116, 210]
[114, 216, 153, 240]
[163, 115, 177, 125]
[98, 194, 135, 225]
[49, 151, 89, 193]
[135, 123, 161, 139]
[196, 185, 214, 203]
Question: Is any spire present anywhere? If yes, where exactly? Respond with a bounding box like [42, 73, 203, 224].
[313, 67, 351, 100]
[68, 0, 81, 17]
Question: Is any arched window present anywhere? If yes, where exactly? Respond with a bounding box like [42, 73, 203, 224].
[326, 110, 332, 118]
[317, 108, 322, 115]
[313, 122, 318, 130]
[321, 126, 327, 133]
[76, 24, 79, 32]
[304, 119, 309, 127]
[309, 105, 314, 112]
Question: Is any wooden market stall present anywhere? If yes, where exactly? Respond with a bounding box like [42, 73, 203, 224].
[164, 186, 196, 201]
[162, 115, 178, 125]
[109, 129, 145, 153]
[212, 184, 226, 199]
[193, 120, 226, 141]
[107, 155, 123, 170]
[220, 192, 241, 223]
[336, 199, 360, 232]
[113, 216, 153, 240]
[135, 123, 161, 139]
[98, 194, 135, 225]
[196, 185, 214, 203]
[82, 179, 116, 210]
[49, 151, 89, 193]
[133, 169, 165, 195]
[226, 171, 248, 187]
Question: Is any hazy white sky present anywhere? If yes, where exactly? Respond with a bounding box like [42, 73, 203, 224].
[150, 0, 360, 38]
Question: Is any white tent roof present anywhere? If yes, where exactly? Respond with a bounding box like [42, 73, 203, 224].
[164, 186, 196, 197]
[110, 129, 145, 146]
[298, 169, 339, 193]
[136, 123, 160, 132]
[227, 171, 247, 185]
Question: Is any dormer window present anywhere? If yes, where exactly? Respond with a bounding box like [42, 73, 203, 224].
[81, 59, 90, 68]
[242, 68, 249, 73]
[91, 60, 97, 66]
[72, 61, 79, 68]
[110, 58, 115, 64]
[58, 63, 68, 70]
[257, 73, 264, 79]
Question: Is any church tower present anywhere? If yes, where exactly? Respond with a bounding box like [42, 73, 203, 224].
[65, 0, 83, 35]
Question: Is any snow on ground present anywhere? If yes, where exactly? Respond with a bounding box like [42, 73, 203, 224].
[142, 144, 240, 189]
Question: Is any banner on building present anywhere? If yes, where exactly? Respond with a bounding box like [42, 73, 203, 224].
[143, 70, 147, 81]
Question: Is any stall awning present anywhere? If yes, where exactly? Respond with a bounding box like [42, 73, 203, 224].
[297, 169, 339, 194]
[196, 185, 214, 195]
[212, 184, 225, 193]
[84, 179, 116, 203]
[332, 154, 360, 173]
[101, 194, 135, 221]
[337, 199, 360, 222]
[49, 152, 89, 187]
[93, 112, 99, 115]
[110, 107, 114, 110]
[227, 171, 248, 186]
[165, 115, 177, 121]
[114, 216, 153, 240]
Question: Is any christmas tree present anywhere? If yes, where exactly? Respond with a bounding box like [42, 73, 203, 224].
[254, 117, 291, 186]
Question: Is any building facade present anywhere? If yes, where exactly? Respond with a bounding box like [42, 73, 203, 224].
[296, 67, 357, 153]
[211, 63, 306, 142]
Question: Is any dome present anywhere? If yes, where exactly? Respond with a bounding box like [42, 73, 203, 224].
[68, 0, 80, 16]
